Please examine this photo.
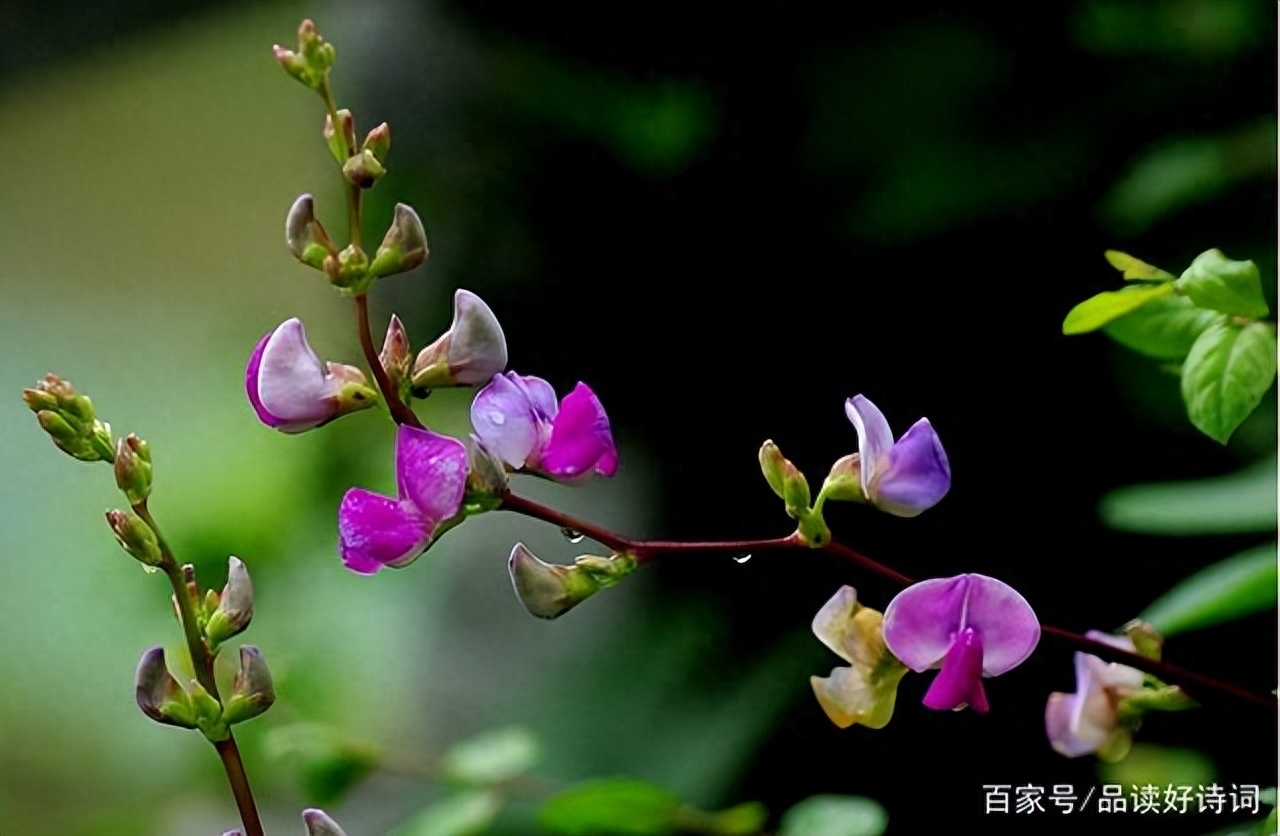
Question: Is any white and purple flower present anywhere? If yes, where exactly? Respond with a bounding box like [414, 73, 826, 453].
[1044, 632, 1144, 758]
[338, 425, 468, 574]
[834, 395, 950, 517]
[245, 318, 377, 433]
[882, 573, 1040, 714]
[470, 372, 618, 482]
[411, 289, 508, 390]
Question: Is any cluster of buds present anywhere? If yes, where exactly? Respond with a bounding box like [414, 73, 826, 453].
[135, 643, 275, 742]
[23, 374, 114, 463]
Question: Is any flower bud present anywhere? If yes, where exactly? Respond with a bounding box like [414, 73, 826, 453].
[341, 149, 386, 189]
[508, 543, 635, 619]
[272, 19, 336, 93]
[362, 122, 391, 162]
[466, 435, 509, 502]
[205, 557, 254, 650]
[323, 244, 371, 292]
[134, 647, 197, 729]
[369, 203, 428, 279]
[323, 109, 355, 165]
[107, 509, 164, 567]
[820, 453, 864, 503]
[756, 440, 810, 518]
[1123, 620, 1163, 661]
[302, 809, 350, 836]
[113, 434, 152, 504]
[24, 374, 114, 463]
[758, 440, 788, 497]
[379, 314, 412, 395]
[411, 290, 508, 391]
[222, 645, 276, 725]
[286, 194, 337, 270]
[188, 678, 230, 741]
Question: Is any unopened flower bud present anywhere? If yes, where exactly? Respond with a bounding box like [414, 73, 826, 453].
[466, 435, 509, 501]
[222, 645, 276, 725]
[342, 149, 386, 189]
[508, 543, 635, 619]
[205, 557, 254, 650]
[134, 647, 197, 729]
[820, 453, 864, 503]
[757, 440, 810, 518]
[302, 809, 350, 836]
[362, 122, 391, 162]
[324, 244, 370, 292]
[24, 374, 114, 462]
[286, 194, 337, 270]
[379, 314, 412, 395]
[1123, 620, 1163, 661]
[411, 290, 508, 391]
[758, 440, 788, 497]
[273, 19, 336, 93]
[188, 678, 229, 741]
[107, 509, 164, 567]
[114, 434, 152, 504]
[369, 203, 428, 279]
[323, 109, 356, 164]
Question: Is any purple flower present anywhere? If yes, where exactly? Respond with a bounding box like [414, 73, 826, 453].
[882, 573, 1040, 713]
[338, 425, 468, 574]
[1044, 632, 1143, 759]
[470, 372, 618, 482]
[246, 318, 377, 433]
[839, 395, 950, 517]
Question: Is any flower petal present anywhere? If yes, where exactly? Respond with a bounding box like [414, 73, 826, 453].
[922, 627, 990, 713]
[1045, 691, 1105, 757]
[811, 664, 901, 730]
[513, 374, 559, 422]
[960, 574, 1041, 676]
[845, 395, 894, 495]
[881, 575, 969, 672]
[338, 488, 429, 574]
[471, 372, 539, 468]
[812, 585, 863, 664]
[541, 382, 618, 480]
[245, 331, 284, 428]
[256, 319, 338, 432]
[394, 425, 468, 524]
[448, 289, 508, 384]
[871, 418, 951, 517]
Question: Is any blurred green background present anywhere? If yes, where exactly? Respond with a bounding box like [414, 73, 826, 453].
[1, 1, 1275, 835]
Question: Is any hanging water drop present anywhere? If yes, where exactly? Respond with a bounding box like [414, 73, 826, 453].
[560, 527, 585, 544]
[732, 553, 753, 564]
[487, 410, 506, 426]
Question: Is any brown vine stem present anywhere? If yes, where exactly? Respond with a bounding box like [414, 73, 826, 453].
[498, 490, 1277, 713]
[135, 502, 266, 836]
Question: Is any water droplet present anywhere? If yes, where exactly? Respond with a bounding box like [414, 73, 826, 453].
[560, 527, 585, 544]
[487, 410, 506, 426]
[732, 553, 753, 564]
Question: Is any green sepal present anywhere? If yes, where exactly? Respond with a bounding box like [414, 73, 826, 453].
[795, 507, 831, 548]
[189, 681, 230, 742]
[1175, 249, 1269, 319]
[1116, 685, 1197, 724]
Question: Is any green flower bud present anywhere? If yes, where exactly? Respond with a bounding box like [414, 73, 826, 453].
[820, 453, 865, 503]
[24, 374, 114, 462]
[205, 557, 254, 651]
[114, 434, 152, 504]
[106, 509, 163, 567]
[758, 440, 787, 497]
[272, 19, 336, 94]
[323, 109, 355, 165]
[341, 149, 386, 189]
[1122, 620, 1163, 661]
[189, 678, 230, 741]
[362, 122, 391, 163]
[323, 244, 371, 292]
[368, 203, 428, 279]
[508, 543, 635, 619]
[222, 646, 276, 726]
[379, 314, 412, 397]
[134, 647, 197, 729]
[758, 439, 811, 517]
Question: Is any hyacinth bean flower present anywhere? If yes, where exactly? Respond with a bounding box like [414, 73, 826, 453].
[338, 425, 468, 574]
[810, 586, 908, 729]
[411, 289, 509, 391]
[882, 573, 1040, 714]
[1044, 631, 1144, 760]
[471, 372, 618, 482]
[828, 395, 950, 517]
[246, 318, 378, 433]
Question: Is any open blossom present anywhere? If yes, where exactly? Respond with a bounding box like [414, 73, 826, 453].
[1044, 631, 1144, 759]
[810, 586, 908, 729]
[470, 372, 618, 482]
[338, 425, 467, 574]
[832, 395, 950, 517]
[882, 573, 1039, 713]
[246, 318, 377, 433]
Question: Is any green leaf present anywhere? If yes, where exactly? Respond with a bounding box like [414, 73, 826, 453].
[395, 790, 502, 836]
[779, 796, 888, 836]
[1099, 455, 1278, 535]
[1139, 543, 1277, 637]
[1104, 250, 1175, 281]
[1062, 283, 1174, 335]
[1175, 249, 1270, 318]
[540, 778, 681, 836]
[1102, 294, 1225, 359]
[1181, 321, 1278, 443]
[441, 726, 540, 786]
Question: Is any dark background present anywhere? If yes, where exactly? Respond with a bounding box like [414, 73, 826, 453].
[3, 1, 1276, 834]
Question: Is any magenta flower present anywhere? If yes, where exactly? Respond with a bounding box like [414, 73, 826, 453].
[245, 318, 377, 433]
[338, 425, 468, 574]
[839, 395, 950, 517]
[1044, 632, 1144, 758]
[882, 573, 1039, 713]
[470, 372, 618, 482]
